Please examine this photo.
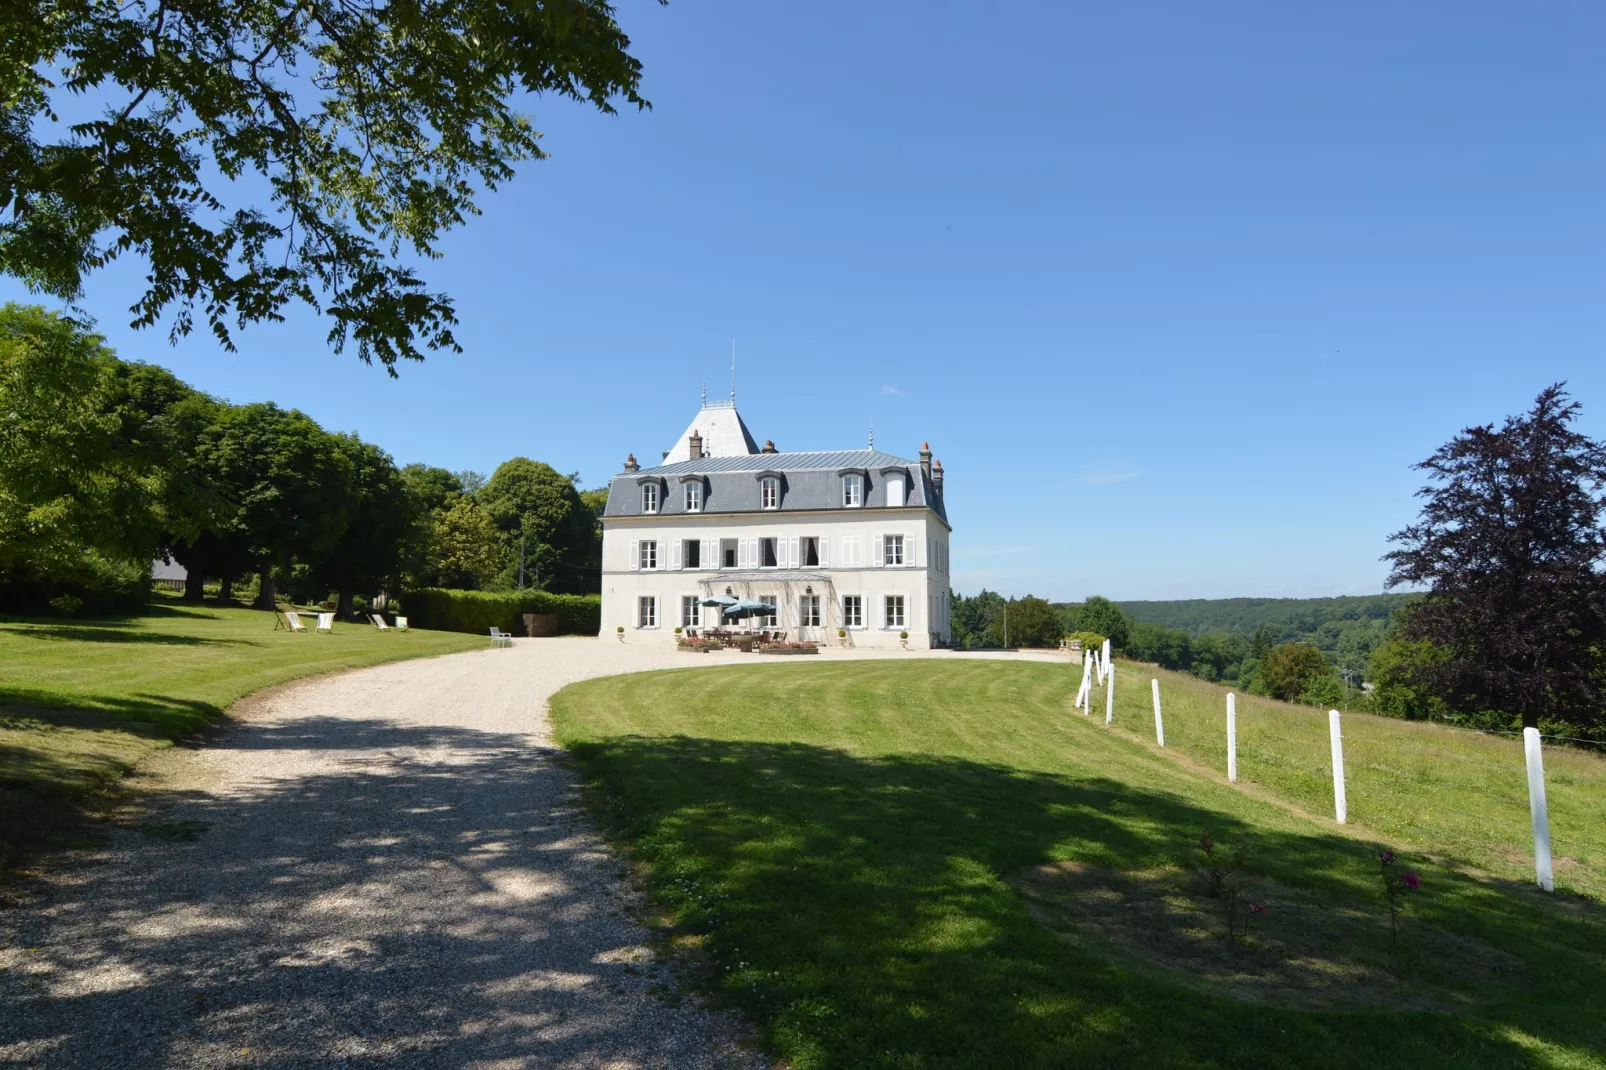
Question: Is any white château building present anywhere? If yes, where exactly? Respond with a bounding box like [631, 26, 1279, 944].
[600, 398, 952, 649]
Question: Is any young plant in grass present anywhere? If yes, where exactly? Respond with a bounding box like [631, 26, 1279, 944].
[1377, 848, 1422, 972]
[1196, 829, 1254, 943]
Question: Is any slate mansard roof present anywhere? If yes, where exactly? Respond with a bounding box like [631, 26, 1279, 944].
[604, 449, 949, 526]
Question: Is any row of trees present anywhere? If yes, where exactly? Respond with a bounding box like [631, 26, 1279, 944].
[0, 305, 600, 616]
[952, 384, 1606, 738]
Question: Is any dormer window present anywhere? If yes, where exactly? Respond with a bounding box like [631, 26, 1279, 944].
[886, 474, 905, 508]
[761, 477, 780, 510]
[842, 474, 863, 507]
[641, 482, 659, 514]
[684, 480, 702, 512]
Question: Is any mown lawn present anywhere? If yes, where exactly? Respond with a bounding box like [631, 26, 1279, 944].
[0, 593, 479, 865]
[1101, 662, 1606, 901]
[552, 660, 1606, 1069]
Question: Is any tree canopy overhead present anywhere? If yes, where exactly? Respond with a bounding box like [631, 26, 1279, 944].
[1, 0, 655, 372]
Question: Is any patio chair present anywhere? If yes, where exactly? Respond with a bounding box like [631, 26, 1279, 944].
[316, 612, 334, 633]
[394, 616, 408, 631]
[488, 626, 512, 648]
[278, 611, 307, 633]
[370, 614, 391, 631]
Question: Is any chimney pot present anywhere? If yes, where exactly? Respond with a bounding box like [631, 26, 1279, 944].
[623, 452, 639, 474]
[688, 428, 703, 458]
[762, 439, 778, 454]
[919, 441, 933, 482]
[933, 459, 944, 495]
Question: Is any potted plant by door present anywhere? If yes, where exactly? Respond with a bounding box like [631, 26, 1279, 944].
[616, 625, 625, 642]
[838, 628, 848, 648]
[899, 630, 909, 650]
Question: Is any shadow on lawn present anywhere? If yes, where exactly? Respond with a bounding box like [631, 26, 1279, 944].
[0, 716, 745, 1068]
[566, 735, 1606, 1068]
[0, 624, 248, 646]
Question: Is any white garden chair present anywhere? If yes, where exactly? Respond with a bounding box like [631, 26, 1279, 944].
[316, 612, 334, 633]
[394, 616, 408, 631]
[282, 611, 307, 633]
[488, 626, 512, 648]
[371, 614, 391, 631]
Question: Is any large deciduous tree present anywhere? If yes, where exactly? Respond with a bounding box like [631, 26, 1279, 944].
[312, 435, 416, 616]
[2, 0, 655, 371]
[1385, 384, 1606, 732]
[1260, 642, 1331, 702]
[478, 457, 595, 592]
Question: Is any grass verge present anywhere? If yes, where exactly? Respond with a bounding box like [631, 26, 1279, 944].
[0, 592, 479, 870]
[552, 659, 1606, 1069]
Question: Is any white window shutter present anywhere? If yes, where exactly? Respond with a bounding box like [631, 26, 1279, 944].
[671, 539, 683, 570]
[787, 536, 799, 569]
[818, 536, 829, 567]
[703, 538, 716, 570]
[873, 534, 884, 568]
[629, 540, 639, 571]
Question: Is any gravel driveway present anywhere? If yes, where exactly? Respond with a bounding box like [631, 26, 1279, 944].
[1, 639, 1063, 1068]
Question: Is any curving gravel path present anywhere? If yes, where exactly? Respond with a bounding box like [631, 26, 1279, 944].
[1, 638, 1062, 1068]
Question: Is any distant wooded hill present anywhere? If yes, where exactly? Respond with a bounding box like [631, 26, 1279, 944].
[1109, 594, 1417, 641]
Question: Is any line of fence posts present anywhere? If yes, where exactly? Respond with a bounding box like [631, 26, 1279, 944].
[1105, 661, 1115, 724]
[1128, 677, 1560, 894]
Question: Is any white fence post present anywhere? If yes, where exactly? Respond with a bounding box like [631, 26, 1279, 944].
[1329, 709, 1347, 824]
[1524, 726, 1555, 893]
[1226, 693, 1237, 783]
[1151, 679, 1165, 747]
[1105, 662, 1115, 724]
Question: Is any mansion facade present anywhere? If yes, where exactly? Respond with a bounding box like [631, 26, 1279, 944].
[599, 399, 952, 649]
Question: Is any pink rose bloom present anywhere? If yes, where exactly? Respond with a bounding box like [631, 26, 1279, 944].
[1400, 872, 1421, 890]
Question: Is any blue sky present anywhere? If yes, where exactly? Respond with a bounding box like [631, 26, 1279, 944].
[7, 1, 1603, 600]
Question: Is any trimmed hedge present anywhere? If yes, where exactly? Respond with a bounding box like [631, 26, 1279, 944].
[400, 588, 601, 637]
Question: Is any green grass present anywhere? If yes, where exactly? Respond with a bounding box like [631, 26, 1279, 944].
[1105, 663, 1606, 900]
[0, 592, 479, 864]
[552, 660, 1606, 1069]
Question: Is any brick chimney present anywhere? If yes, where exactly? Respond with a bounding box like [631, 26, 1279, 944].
[623, 452, 639, 474]
[933, 459, 944, 496]
[762, 439, 778, 454]
[919, 442, 932, 482]
[688, 428, 703, 458]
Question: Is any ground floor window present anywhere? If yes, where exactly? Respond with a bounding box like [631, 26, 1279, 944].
[637, 595, 658, 628]
[800, 594, 821, 627]
[681, 595, 700, 628]
[759, 593, 778, 628]
[884, 595, 905, 629]
[842, 594, 863, 628]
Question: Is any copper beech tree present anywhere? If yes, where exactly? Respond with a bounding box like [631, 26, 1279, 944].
[2, 0, 655, 372]
[1385, 384, 1606, 733]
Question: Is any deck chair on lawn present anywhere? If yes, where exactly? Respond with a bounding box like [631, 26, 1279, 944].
[488, 626, 512, 648]
[370, 614, 391, 631]
[316, 612, 334, 634]
[277, 610, 307, 633]
[394, 616, 408, 631]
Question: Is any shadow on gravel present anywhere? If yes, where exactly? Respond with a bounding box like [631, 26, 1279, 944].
[0, 717, 745, 1068]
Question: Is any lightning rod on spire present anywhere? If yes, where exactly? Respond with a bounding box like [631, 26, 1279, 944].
[730, 339, 737, 402]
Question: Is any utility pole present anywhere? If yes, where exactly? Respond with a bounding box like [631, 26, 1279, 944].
[1003, 603, 1009, 649]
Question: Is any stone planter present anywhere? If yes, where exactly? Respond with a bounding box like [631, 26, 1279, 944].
[521, 612, 558, 638]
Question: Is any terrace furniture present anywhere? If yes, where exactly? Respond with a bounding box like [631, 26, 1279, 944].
[277, 611, 307, 633]
[394, 616, 408, 631]
[488, 626, 513, 648]
[371, 614, 391, 631]
[315, 612, 334, 633]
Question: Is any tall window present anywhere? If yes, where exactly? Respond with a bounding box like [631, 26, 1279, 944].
[683, 539, 701, 569]
[684, 481, 702, 512]
[637, 595, 658, 628]
[802, 536, 820, 567]
[760, 537, 779, 567]
[639, 540, 658, 570]
[842, 594, 863, 628]
[681, 596, 700, 628]
[886, 474, 905, 507]
[884, 595, 905, 629]
[722, 538, 738, 568]
[800, 595, 821, 627]
[842, 474, 863, 507]
[883, 534, 905, 566]
[641, 482, 659, 514]
[761, 477, 780, 509]
[759, 594, 778, 628]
